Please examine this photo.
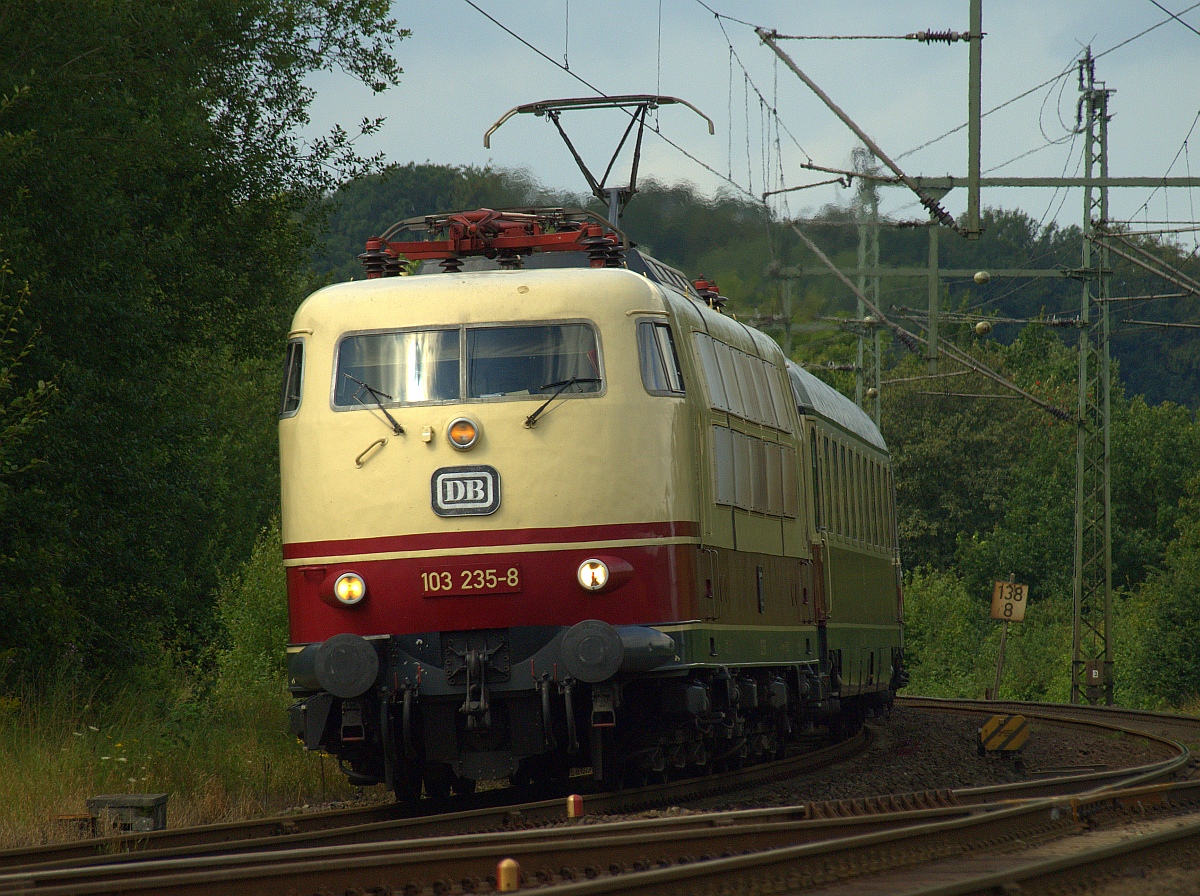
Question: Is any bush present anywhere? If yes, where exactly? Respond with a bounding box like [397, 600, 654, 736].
[903, 568, 992, 698]
[1118, 476, 1200, 708]
[212, 519, 288, 704]
[903, 567, 1073, 701]
[0, 520, 370, 849]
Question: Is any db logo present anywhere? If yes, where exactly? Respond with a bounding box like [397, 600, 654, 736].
[431, 466, 501, 517]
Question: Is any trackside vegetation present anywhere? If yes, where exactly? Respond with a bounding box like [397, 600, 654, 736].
[2, 2, 1200, 843]
[0, 522, 365, 848]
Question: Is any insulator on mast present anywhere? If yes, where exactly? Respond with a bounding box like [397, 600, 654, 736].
[908, 29, 968, 44]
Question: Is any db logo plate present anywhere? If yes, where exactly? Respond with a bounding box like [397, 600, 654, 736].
[431, 465, 501, 517]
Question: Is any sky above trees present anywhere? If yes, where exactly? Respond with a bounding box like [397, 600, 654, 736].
[303, 1, 1200, 233]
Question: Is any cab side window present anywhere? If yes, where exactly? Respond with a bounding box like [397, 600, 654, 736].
[279, 338, 304, 417]
[638, 321, 685, 395]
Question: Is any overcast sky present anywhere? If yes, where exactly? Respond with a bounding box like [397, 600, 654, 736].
[305, 1, 1200, 236]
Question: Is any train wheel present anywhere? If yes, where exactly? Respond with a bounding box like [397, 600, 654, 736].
[451, 775, 477, 796]
[393, 765, 422, 803]
[831, 703, 864, 739]
[423, 763, 453, 801]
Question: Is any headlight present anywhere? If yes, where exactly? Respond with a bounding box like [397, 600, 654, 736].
[447, 417, 480, 449]
[577, 559, 610, 592]
[333, 572, 366, 606]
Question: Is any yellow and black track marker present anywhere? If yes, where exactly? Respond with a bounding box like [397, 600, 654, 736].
[979, 714, 1029, 753]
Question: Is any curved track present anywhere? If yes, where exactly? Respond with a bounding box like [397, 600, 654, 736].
[3, 699, 1197, 895]
[0, 730, 867, 881]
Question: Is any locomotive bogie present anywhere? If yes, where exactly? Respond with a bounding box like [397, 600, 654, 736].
[281, 230, 905, 797]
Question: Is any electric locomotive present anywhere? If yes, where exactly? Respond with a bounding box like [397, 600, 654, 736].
[281, 208, 905, 798]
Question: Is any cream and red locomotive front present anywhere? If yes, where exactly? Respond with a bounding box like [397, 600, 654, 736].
[281, 208, 905, 797]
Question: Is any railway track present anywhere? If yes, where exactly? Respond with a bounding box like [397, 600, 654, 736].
[0, 730, 867, 876]
[899, 694, 1200, 747]
[3, 699, 1196, 895]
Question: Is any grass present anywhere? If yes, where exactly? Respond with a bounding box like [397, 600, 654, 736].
[0, 677, 376, 849]
[0, 520, 385, 850]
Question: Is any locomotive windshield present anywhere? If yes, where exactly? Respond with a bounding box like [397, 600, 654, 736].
[334, 329, 460, 406]
[334, 323, 600, 407]
[467, 324, 599, 398]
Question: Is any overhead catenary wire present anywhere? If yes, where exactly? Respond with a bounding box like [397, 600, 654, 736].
[1131, 107, 1200, 222]
[984, 136, 1074, 175]
[1123, 319, 1200, 329]
[788, 221, 1074, 421]
[891, 307, 1081, 327]
[918, 391, 1022, 400]
[1092, 229, 1200, 296]
[655, 0, 663, 97]
[1147, 0, 1200, 38]
[966, 129, 1084, 314]
[766, 31, 971, 42]
[464, 0, 1200, 358]
[883, 370, 974, 385]
[702, 4, 814, 166]
[758, 28, 962, 234]
[893, 1, 1200, 161]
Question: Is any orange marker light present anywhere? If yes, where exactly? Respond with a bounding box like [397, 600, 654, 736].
[447, 417, 479, 449]
[497, 857, 520, 892]
[566, 793, 584, 818]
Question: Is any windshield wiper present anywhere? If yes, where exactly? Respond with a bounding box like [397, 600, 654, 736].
[343, 373, 405, 435]
[524, 377, 601, 429]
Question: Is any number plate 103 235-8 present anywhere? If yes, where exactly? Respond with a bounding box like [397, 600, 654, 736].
[420, 564, 522, 597]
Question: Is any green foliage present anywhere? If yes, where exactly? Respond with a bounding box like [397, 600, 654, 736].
[904, 568, 1073, 702]
[884, 325, 1076, 589]
[1111, 397, 1200, 589]
[902, 569, 991, 698]
[1118, 476, 1200, 708]
[0, 664, 357, 848]
[213, 520, 288, 700]
[0, 250, 54, 487]
[0, 1, 405, 687]
[886, 320, 1200, 703]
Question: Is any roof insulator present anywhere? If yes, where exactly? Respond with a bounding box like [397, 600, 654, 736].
[693, 278, 725, 310]
[582, 234, 619, 268]
[358, 238, 389, 279]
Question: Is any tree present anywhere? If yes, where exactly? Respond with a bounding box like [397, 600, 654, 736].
[0, 0, 406, 683]
[1120, 476, 1200, 707]
[0, 253, 54, 502]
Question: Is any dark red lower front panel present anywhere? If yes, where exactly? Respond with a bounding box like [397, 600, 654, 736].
[287, 542, 696, 644]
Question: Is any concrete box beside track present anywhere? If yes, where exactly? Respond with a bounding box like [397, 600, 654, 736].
[86, 793, 168, 832]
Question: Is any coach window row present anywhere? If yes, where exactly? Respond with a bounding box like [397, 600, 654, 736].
[711, 425, 800, 518]
[692, 332, 793, 433]
[811, 427, 894, 551]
